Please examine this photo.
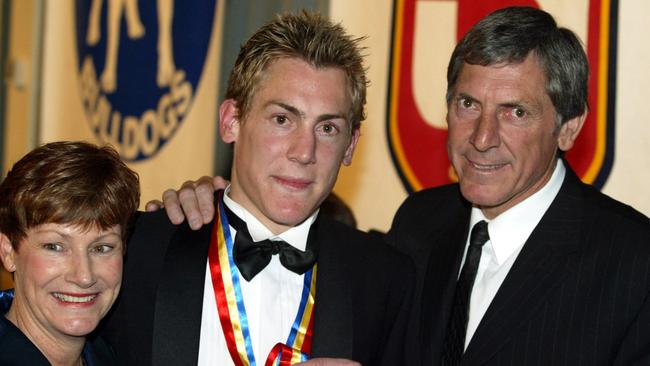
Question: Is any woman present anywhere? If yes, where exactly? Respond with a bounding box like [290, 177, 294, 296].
[0, 141, 139, 366]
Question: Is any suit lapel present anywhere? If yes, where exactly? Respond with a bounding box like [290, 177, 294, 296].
[310, 218, 353, 358]
[463, 169, 584, 365]
[151, 221, 213, 366]
[420, 206, 471, 365]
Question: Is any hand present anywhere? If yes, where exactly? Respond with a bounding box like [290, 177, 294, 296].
[297, 359, 361, 366]
[146, 176, 227, 230]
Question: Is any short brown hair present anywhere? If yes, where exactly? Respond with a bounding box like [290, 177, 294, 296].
[226, 11, 368, 130]
[0, 141, 140, 247]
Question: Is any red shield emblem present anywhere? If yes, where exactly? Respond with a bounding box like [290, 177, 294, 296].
[387, 0, 618, 192]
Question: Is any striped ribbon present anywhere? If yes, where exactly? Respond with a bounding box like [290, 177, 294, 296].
[208, 192, 316, 366]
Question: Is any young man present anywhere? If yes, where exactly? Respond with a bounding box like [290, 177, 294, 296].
[101, 11, 413, 366]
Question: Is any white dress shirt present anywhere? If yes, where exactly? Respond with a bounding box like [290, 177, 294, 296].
[462, 159, 566, 349]
[197, 188, 318, 365]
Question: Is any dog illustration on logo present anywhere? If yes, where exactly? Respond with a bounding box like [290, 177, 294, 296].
[85, 0, 175, 93]
[76, 0, 215, 161]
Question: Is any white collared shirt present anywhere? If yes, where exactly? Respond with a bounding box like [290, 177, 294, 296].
[197, 189, 317, 365]
[463, 159, 566, 349]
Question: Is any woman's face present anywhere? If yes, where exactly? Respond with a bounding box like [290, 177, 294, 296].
[0, 223, 123, 339]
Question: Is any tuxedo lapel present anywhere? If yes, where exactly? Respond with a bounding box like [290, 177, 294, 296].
[463, 170, 584, 365]
[310, 219, 353, 358]
[151, 221, 213, 366]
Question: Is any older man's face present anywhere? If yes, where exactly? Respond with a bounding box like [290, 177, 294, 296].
[446, 54, 584, 219]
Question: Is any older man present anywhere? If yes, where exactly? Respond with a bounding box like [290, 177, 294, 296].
[388, 6, 650, 365]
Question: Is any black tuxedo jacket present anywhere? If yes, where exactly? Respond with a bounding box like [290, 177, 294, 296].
[388, 166, 650, 365]
[101, 203, 414, 365]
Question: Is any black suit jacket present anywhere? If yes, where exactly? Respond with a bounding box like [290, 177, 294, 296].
[0, 293, 117, 366]
[101, 201, 414, 365]
[388, 166, 650, 365]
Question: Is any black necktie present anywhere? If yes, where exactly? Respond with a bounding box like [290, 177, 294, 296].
[223, 204, 317, 281]
[441, 220, 490, 365]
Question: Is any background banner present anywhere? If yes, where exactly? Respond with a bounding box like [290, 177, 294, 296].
[39, 0, 223, 205]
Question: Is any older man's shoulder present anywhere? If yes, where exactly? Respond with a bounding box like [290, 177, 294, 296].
[319, 217, 412, 268]
[581, 183, 650, 231]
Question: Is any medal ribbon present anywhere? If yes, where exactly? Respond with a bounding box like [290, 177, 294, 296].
[208, 192, 316, 366]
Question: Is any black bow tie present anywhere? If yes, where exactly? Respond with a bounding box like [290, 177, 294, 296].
[223, 204, 317, 281]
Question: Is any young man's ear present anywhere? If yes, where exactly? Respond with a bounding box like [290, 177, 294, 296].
[0, 234, 16, 273]
[219, 99, 241, 144]
[557, 112, 587, 151]
[342, 128, 361, 166]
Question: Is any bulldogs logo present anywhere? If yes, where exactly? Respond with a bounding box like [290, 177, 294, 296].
[75, 0, 216, 161]
[387, 0, 618, 192]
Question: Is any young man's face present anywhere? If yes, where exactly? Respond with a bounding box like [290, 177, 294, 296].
[221, 57, 359, 234]
[446, 54, 584, 219]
